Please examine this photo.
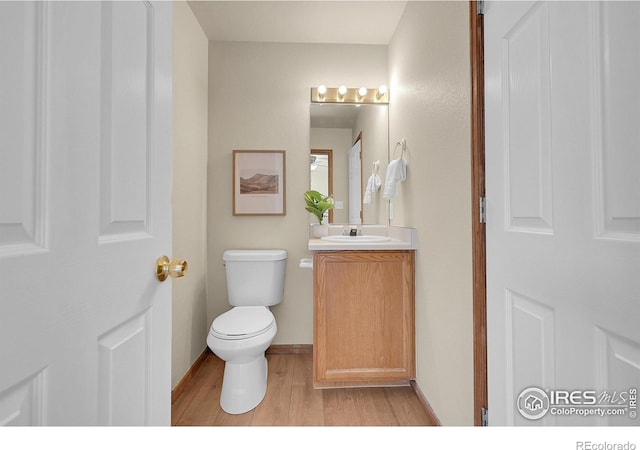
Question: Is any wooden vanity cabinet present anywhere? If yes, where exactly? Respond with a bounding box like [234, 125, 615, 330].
[313, 250, 415, 388]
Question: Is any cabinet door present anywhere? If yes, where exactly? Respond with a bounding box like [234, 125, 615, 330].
[313, 251, 415, 387]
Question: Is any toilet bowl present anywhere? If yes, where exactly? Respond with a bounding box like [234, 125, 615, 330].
[207, 306, 277, 414]
[206, 249, 287, 415]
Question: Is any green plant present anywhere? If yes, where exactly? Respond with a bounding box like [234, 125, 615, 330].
[304, 190, 334, 224]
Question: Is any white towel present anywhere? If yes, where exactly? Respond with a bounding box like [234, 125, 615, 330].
[382, 158, 407, 200]
[363, 173, 381, 204]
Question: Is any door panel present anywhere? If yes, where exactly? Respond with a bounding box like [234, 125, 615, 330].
[100, 1, 152, 239]
[593, 3, 640, 240]
[98, 311, 152, 426]
[0, 2, 46, 253]
[503, 2, 553, 234]
[0, 1, 171, 426]
[486, 1, 640, 426]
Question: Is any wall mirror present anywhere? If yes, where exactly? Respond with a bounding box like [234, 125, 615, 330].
[310, 103, 389, 224]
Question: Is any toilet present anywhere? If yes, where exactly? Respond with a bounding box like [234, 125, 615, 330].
[207, 249, 287, 414]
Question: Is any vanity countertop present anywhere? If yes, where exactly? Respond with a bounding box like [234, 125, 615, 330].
[308, 225, 417, 251]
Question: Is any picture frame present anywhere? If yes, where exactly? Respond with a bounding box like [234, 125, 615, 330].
[233, 150, 286, 216]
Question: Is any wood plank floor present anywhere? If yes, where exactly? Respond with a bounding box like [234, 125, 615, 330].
[171, 350, 437, 426]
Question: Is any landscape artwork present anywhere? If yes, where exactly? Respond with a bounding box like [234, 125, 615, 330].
[240, 172, 279, 195]
[233, 150, 286, 215]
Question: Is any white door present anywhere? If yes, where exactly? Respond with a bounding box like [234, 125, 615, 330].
[348, 137, 362, 224]
[0, 1, 172, 425]
[485, 1, 640, 425]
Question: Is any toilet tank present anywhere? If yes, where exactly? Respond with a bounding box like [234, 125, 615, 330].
[223, 249, 287, 306]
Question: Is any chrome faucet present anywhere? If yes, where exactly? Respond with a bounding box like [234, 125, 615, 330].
[343, 226, 362, 236]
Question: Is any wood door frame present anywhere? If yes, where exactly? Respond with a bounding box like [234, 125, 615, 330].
[470, 0, 487, 426]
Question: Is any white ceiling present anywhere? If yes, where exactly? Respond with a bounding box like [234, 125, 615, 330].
[188, 1, 408, 45]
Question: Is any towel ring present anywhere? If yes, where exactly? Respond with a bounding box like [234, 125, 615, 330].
[394, 138, 407, 159]
[372, 160, 380, 174]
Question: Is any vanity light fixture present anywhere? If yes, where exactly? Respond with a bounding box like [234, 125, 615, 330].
[310, 85, 389, 104]
[377, 85, 388, 99]
[317, 85, 327, 99]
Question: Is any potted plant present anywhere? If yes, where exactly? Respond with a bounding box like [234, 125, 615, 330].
[304, 190, 334, 237]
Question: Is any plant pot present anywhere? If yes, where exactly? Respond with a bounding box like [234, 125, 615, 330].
[311, 223, 329, 238]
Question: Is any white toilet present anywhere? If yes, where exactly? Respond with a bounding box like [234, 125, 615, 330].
[207, 249, 287, 414]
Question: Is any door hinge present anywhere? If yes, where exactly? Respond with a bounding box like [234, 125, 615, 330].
[481, 407, 489, 426]
[479, 196, 486, 224]
[477, 0, 485, 15]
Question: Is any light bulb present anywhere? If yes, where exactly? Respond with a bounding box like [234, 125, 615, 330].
[317, 85, 327, 96]
[358, 87, 368, 97]
[377, 85, 388, 98]
[338, 85, 347, 97]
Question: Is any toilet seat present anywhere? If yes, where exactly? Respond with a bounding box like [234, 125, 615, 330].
[210, 306, 275, 340]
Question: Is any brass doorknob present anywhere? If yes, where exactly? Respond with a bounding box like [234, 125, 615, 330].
[156, 256, 188, 282]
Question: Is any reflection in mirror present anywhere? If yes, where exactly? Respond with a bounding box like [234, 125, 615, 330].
[348, 133, 362, 224]
[310, 103, 388, 224]
[309, 150, 333, 224]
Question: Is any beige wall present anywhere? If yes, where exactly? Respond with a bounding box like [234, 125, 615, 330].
[388, 2, 473, 425]
[207, 42, 387, 344]
[171, 2, 209, 389]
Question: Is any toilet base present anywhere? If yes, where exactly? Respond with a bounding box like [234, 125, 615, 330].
[220, 355, 268, 414]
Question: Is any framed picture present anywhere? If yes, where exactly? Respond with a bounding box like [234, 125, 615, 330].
[233, 150, 286, 216]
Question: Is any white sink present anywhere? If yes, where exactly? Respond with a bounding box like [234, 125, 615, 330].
[320, 235, 391, 243]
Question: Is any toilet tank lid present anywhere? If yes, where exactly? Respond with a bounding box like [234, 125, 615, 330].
[223, 249, 287, 262]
